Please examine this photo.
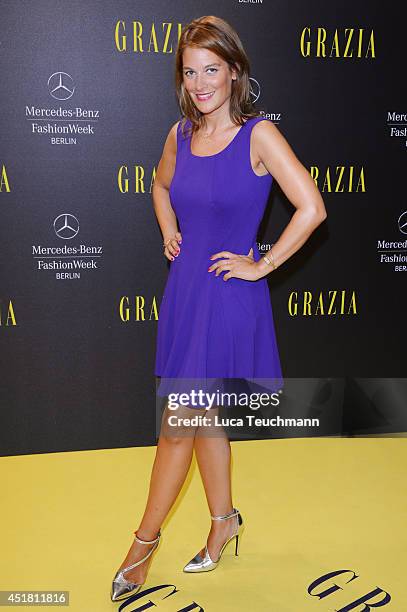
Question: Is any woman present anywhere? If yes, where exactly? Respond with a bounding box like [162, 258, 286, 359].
[111, 15, 326, 601]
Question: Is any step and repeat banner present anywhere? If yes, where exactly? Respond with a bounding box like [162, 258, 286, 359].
[1, 1, 405, 455]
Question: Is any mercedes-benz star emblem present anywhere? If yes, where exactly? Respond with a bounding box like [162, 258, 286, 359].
[48, 72, 75, 100]
[398, 211, 407, 235]
[249, 77, 260, 103]
[54, 214, 80, 240]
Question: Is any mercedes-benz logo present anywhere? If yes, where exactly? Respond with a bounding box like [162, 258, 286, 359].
[48, 72, 75, 100]
[53, 214, 79, 239]
[398, 211, 407, 235]
[249, 77, 260, 103]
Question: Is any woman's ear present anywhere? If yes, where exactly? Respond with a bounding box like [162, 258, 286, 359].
[231, 62, 240, 80]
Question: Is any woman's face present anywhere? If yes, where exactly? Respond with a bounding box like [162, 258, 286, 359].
[182, 46, 237, 116]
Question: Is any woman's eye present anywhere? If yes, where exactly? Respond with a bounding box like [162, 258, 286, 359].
[184, 68, 218, 77]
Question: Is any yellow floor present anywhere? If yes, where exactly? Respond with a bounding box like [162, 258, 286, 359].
[1, 438, 406, 611]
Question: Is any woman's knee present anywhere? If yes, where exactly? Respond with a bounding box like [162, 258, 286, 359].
[160, 432, 192, 446]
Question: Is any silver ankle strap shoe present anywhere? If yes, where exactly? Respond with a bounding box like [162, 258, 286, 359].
[183, 508, 244, 573]
[110, 530, 161, 601]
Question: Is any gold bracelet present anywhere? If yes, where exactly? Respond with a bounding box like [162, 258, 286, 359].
[263, 250, 277, 270]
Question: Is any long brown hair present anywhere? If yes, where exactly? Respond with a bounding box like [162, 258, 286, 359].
[174, 15, 260, 138]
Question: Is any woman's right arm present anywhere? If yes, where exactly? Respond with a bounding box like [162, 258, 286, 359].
[152, 120, 182, 261]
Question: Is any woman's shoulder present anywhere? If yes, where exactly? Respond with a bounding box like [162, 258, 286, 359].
[169, 119, 181, 138]
[250, 115, 282, 143]
[163, 119, 183, 155]
[244, 115, 273, 127]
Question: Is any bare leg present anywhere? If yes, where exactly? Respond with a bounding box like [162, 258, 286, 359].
[193, 407, 238, 561]
[116, 403, 198, 584]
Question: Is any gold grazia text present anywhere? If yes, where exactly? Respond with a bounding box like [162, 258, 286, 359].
[119, 296, 159, 321]
[0, 165, 11, 192]
[118, 165, 156, 194]
[288, 290, 357, 316]
[0, 300, 17, 326]
[114, 21, 183, 53]
[300, 28, 376, 58]
[310, 166, 366, 192]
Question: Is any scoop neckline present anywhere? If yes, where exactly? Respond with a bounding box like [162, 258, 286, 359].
[189, 118, 250, 158]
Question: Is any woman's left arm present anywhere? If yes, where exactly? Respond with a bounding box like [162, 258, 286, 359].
[253, 119, 327, 278]
[209, 120, 327, 281]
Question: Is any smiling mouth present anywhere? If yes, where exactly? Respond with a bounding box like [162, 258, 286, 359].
[195, 92, 215, 101]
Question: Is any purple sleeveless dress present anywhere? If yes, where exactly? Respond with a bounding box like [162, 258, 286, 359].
[155, 116, 283, 405]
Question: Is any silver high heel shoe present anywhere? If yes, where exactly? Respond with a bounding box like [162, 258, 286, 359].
[183, 507, 243, 573]
[110, 530, 161, 601]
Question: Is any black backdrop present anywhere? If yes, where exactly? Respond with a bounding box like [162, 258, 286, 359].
[1, 1, 406, 456]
